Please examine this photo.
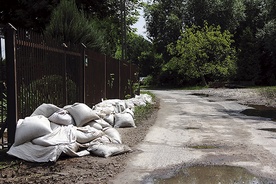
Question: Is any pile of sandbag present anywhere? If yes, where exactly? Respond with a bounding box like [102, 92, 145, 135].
[7, 94, 153, 162]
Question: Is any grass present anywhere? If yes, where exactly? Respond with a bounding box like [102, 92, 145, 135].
[134, 91, 157, 124]
[257, 86, 276, 99]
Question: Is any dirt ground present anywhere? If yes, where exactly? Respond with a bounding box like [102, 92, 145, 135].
[0, 98, 160, 184]
[0, 88, 275, 184]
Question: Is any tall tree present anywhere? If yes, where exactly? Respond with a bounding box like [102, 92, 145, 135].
[45, 0, 104, 51]
[144, 0, 187, 61]
[0, 0, 59, 32]
[186, 0, 245, 32]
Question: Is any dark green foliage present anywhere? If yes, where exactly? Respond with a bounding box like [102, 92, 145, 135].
[44, 0, 104, 51]
[18, 75, 77, 117]
[144, 0, 186, 61]
[0, 0, 59, 32]
[236, 27, 260, 83]
[186, 0, 246, 32]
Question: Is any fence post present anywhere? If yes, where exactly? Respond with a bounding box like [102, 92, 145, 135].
[62, 43, 68, 105]
[104, 54, 107, 99]
[5, 23, 18, 147]
[80, 43, 86, 103]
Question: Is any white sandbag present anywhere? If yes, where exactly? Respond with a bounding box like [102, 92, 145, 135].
[64, 103, 100, 127]
[31, 103, 60, 118]
[115, 101, 127, 113]
[60, 142, 90, 157]
[14, 115, 53, 146]
[139, 94, 153, 104]
[75, 126, 104, 144]
[97, 99, 121, 106]
[95, 99, 126, 113]
[95, 105, 115, 116]
[114, 110, 136, 128]
[48, 109, 74, 126]
[32, 125, 77, 146]
[81, 135, 113, 147]
[7, 142, 62, 162]
[94, 119, 112, 128]
[88, 143, 132, 158]
[50, 122, 61, 131]
[124, 108, 134, 117]
[86, 121, 103, 130]
[129, 98, 146, 107]
[103, 127, 122, 144]
[103, 114, 115, 126]
[125, 99, 135, 111]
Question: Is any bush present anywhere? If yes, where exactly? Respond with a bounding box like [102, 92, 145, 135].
[18, 75, 77, 117]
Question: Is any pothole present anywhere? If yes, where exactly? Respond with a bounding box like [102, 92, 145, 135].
[225, 98, 236, 101]
[184, 127, 200, 130]
[188, 144, 218, 149]
[190, 93, 210, 97]
[241, 105, 276, 121]
[258, 128, 276, 133]
[145, 165, 275, 184]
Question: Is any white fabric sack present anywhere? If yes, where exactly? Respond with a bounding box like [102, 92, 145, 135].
[50, 122, 61, 131]
[115, 101, 127, 113]
[125, 100, 135, 111]
[96, 99, 121, 107]
[7, 142, 62, 162]
[139, 94, 153, 104]
[75, 126, 104, 144]
[86, 121, 103, 130]
[81, 135, 113, 147]
[14, 115, 52, 146]
[48, 109, 74, 126]
[88, 143, 132, 158]
[94, 105, 115, 116]
[103, 114, 115, 126]
[129, 98, 146, 107]
[114, 109, 135, 128]
[60, 142, 90, 157]
[31, 103, 60, 118]
[103, 127, 122, 144]
[32, 125, 77, 146]
[64, 103, 100, 127]
[94, 119, 112, 128]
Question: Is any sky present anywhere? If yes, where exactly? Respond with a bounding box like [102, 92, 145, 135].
[0, 38, 5, 59]
[131, 6, 147, 39]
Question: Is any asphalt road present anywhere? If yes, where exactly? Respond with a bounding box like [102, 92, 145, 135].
[112, 90, 276, 183]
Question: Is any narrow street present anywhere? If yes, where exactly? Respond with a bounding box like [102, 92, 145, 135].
[112, 89, 276, 183]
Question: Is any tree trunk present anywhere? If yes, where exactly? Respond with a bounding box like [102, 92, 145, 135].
[200, 74, 207, 86]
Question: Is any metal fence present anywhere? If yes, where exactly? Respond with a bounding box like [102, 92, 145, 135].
[0, 25, 7, 149]
[0, 24, 139, 148]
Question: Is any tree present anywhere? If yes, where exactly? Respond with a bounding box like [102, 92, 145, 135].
[256, 19, 276, 85]
[0, 0, 59, 32]
[186, 0, 245, 32]
[236, 27, 260, 83]
[44, 0, 104, 51]
[167, 23, 237, 86]
[144, 0, 187, 61]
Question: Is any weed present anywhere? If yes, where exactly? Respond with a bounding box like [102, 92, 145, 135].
[258, 86, 276, 99]
[134, 91, 156, 124]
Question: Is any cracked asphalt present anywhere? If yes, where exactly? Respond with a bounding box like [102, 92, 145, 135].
[111, 89, 276, 184]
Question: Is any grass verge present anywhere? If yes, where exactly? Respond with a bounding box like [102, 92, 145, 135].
[134, 91, 157, 124]
[257, 86, 276, 99]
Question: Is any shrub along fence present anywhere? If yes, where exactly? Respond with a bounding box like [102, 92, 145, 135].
[0, 24, 139, 148]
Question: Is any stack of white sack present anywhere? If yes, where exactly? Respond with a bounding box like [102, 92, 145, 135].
[7, 94, 153, 162]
